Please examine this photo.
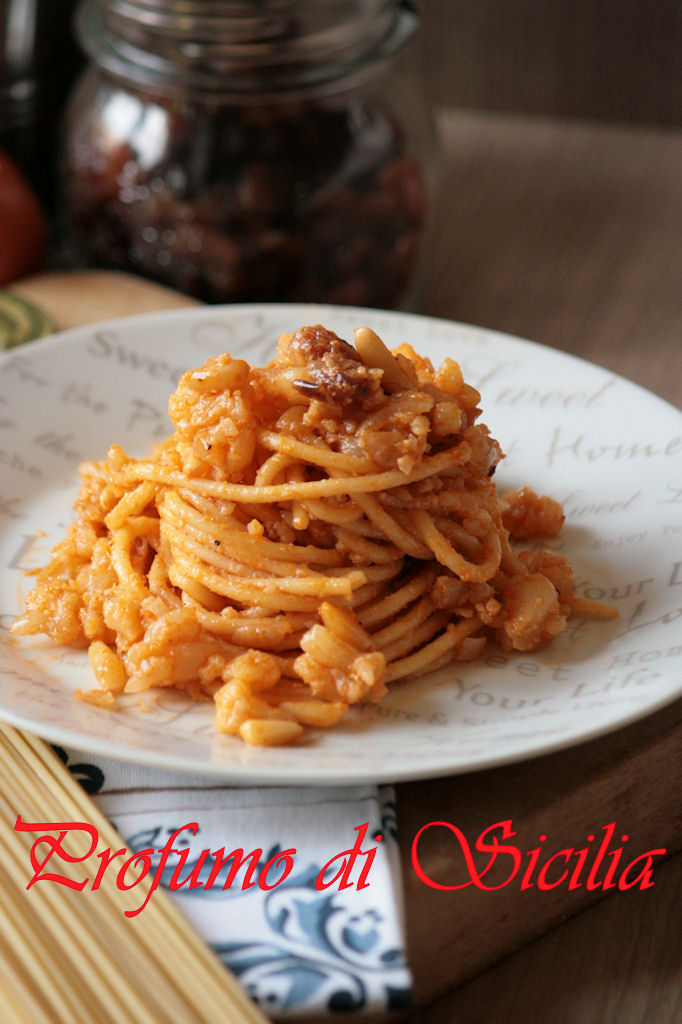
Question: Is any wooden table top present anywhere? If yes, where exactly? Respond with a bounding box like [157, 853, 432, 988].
[426, 110, 681, 409]
[400, 109, 682, 1024]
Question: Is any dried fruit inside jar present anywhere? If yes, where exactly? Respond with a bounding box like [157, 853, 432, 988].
[62, 72, 427, 309]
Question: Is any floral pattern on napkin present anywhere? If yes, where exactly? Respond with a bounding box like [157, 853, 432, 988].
[58, 747, 412, 1018]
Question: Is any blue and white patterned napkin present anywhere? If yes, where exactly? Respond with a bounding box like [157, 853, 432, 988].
[58, 746, 412, 1019]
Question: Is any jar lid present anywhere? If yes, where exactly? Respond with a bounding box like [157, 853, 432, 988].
[76, 0, 420, 101]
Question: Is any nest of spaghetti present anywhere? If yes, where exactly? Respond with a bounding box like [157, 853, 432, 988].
[12, 324, 616, 746]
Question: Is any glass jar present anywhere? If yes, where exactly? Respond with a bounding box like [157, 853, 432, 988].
[61, 0, 437, 310]
[1, 0, 81, 205]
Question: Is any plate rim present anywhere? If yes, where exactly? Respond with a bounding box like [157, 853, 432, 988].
[3, 300, 679, 416]
[1, 301, 681, 784]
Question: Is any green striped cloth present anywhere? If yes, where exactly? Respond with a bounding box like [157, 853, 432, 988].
[0, 292, 53, 349]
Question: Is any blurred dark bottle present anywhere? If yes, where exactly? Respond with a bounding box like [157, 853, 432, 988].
[60, 0, 438, 310]
[0, 0, 81, 206]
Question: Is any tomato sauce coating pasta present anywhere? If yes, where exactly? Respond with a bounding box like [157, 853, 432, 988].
[12, 324, 616, 745]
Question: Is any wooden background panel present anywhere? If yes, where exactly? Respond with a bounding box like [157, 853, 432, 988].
[420, 0, 682, 127]
[421, 110, 682, 406]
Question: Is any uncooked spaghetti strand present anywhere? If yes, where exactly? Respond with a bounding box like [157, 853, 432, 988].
[0, 726, 269, 1023]
[0, 943, 56, 1024]
[0, 874, 95, 1024]
[0, 811, 166, 1024]
[0, 773, 176, 1024]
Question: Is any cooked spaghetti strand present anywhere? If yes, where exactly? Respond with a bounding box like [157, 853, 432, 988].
[11, 323, 616, 745]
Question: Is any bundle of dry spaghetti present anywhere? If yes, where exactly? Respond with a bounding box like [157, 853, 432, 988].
[12, 324, 616, 745]
[0, 725, 268, 1024]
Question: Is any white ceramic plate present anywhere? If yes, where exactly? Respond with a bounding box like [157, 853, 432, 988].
[1, 303, 680, 783]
